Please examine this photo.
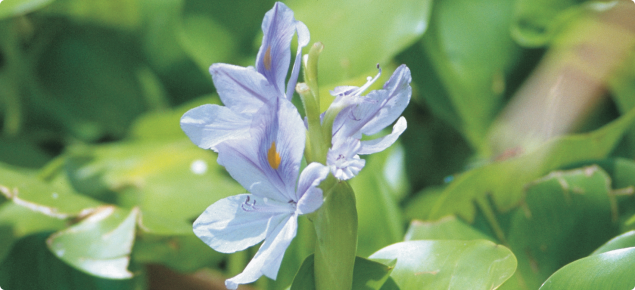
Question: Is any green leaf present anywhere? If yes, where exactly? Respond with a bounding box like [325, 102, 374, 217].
[65, 139, 244, 231]
[129, 95, 218, 141]
[421, 0, 521, 150]
[287, 0, 432, 85]
[0, 233, 140, 290]
[0, 138, 53, 168]
[41, 0, 142, 29]
[0, 202, 66, 262]
[290, 254, 398, 290]
[609, 50, 635, 158]
[0, 0, 54, 19]
[428, 106, 635, 222]
[404, 216, 494, 242]
[539, 247, 635, 290]
[47, 206, 138, 279]
[133, 232, 224, 273]
[0, 164, 101, 218]
[139, 0, 216, 102]
[179, 13, 236, 73]
[36, 24, 147, 141]
[369, 240, 517, 290]
[510, 0, 581, 47]
[404, 186, 445, 221]
[591, 231, 635, 255]
[505, 165, 618, 289]
[351, 146, 405, 257]
[595, 158, 635, 190]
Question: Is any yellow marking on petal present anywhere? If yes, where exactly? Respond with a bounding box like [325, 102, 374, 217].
[263, 46, 272, 71]
[267, 141, 281, 169]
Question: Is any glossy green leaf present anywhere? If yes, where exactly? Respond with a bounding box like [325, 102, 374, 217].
[404, 216, 494, 242]
[539, 247, 635, 290]
[369, 240, 517, 290]
[287, 0, 432, 85]
[0, 0, 54, 19]
[47, 206, 138, 279]
[0, 233, 140, 290]
[504, 165, 618, 289]
[65, 139, 244, 230]
[428, 106, 635, 222]
[0, 164, 101, 218]
[290, 254, 398, 290]
[351, 145, 405, 257]
[592, 231, 635, 255]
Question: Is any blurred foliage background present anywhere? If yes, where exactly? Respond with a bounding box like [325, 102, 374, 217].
[0, 0, 634, 289]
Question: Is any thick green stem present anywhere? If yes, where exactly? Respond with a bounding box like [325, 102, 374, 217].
[298, 42, 357, 290]
[313, 181, 357, 290]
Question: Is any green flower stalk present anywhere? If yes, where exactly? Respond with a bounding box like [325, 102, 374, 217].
[299, 42, 358, 290]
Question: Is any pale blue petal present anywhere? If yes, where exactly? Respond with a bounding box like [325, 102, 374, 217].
[361, 65, 412, 135]
[216, 138, 283, 201]
[295, 162, 329, 214]
[225, 213, 297, 289]
[209, 64, 278, 115]
[327, 138, 366, 180]
[218, 99, 305, 201]
[285, 20, 310, 101]
[335, 97, 383, 139]
[180, 104, 251, 151]
[332, 65, 411, 140]
[358, 117, 407, 155]
[254, 99, 306, 201]
[256, 2, 295, 94]
[193, 194, 290, 254]
[330, 86, 359, 97]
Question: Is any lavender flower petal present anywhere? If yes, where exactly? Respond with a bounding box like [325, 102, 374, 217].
[358, 116, 407, 155]
[180, 104, 251, 150]
[256, 2, 296, 95]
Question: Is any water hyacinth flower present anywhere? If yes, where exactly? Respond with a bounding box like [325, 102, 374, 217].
[327, 64, 412, 180]
[180, 2, 309, 151]
[193, 99, 329, 289]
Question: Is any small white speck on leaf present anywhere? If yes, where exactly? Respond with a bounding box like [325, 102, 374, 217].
[190, 160, 208, 175]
